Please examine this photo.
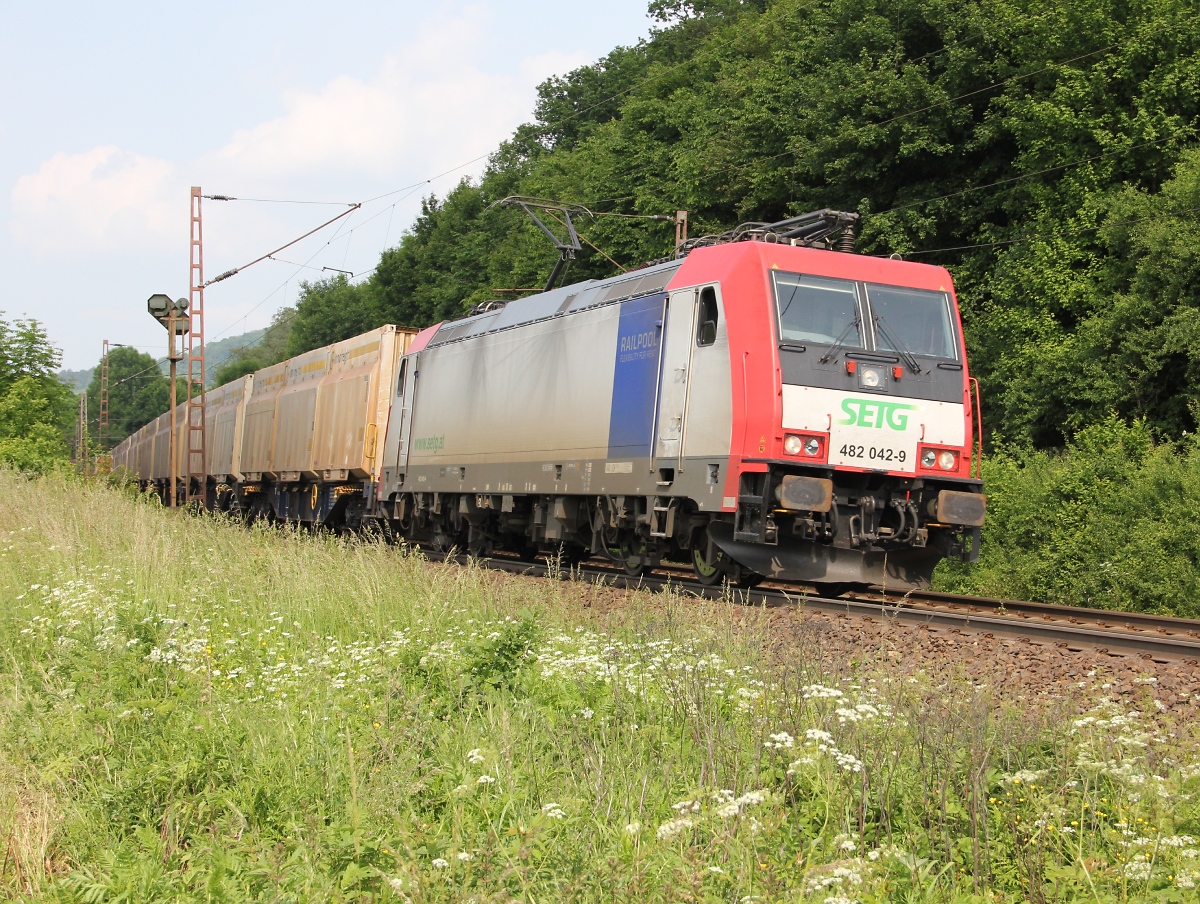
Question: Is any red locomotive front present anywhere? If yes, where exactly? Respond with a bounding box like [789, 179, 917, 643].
[670, 238, 985, 590]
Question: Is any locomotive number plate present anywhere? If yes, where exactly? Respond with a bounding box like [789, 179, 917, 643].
[831, 440, 913, 468]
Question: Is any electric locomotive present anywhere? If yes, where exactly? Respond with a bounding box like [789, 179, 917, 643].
[376, 210, 985, 590]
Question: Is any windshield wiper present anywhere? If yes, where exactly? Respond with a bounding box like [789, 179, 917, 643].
[818, 318, 861, 364]
[873, 316, 922, 374]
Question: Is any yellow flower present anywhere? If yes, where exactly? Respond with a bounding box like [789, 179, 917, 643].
[373, 722, 381, 729]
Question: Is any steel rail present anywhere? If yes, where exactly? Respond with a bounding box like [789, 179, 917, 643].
[424, 549, 1200, 663]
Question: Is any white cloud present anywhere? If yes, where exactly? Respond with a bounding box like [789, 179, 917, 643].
[7, 6, 588, 261]
[214, 8, 586, 180]
[10, 145, 182, 252]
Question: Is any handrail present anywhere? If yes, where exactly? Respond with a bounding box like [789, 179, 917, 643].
[968, 376, 984, 479]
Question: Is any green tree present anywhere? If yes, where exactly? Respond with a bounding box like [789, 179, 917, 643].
[285, 276, 375, 356]
[86, 347, 170, 450]
[0, 314, 74, 472]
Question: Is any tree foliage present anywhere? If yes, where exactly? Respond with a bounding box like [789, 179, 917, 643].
[280, 0, 1198, 452]
[0, 314, 74, 473]
[85, 347, 172, 451]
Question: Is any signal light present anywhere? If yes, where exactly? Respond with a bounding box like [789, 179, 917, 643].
[893, 365, 903, 379]
[846, 360, 857, 375]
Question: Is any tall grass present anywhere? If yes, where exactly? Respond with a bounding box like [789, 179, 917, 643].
[1, 470, 1198, 902]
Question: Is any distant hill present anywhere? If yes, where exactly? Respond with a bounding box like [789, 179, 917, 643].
[203, 329, 266, 384]
[57, 328, 267, 393]
[58, 368, 93, 394]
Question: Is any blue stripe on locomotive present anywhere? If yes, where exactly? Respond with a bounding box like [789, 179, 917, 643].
[607, 292, 666, 458]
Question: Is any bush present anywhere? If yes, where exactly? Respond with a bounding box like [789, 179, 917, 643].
[936, 417, 1200, 614]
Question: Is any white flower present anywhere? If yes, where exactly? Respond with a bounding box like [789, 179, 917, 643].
[431, 857, 449, 869]
[707, 866, 724, 874]
[476, 774, 495, 785]
[385, 875, 408, 894]
[624, 821, 641, 834]
[579, 707, 594, 719]
[466, 748, 485, 765]
[656, 817, 694, 841]
[456, 851, 472, 862]
[542, 803, 566, 819]
[767, 731, 795, 749]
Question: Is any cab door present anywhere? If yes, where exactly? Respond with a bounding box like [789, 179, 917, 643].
[654, 287, 698, 470]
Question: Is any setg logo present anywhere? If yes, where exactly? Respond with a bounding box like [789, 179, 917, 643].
[839, 398, 918, 431]
[412, 434, 445, 452]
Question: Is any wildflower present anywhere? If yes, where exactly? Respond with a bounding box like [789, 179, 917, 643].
[766, 731, 795, 749]
[456, 851, 472, 862]
[707, 866, 724, 874]
[542, 803, 566, 819]
[656, 817, 694, 841]
[579, 707, 595, 720]
[431, 857, 449, 869]
[466, 748, 485, 765]
[385, 876, 408, 894]
[624, 822, 641, 834]
[476, 774, 496, 785]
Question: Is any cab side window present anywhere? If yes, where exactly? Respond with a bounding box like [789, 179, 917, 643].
[696, 286, 719, 347]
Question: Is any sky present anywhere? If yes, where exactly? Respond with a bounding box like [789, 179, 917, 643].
[1, 1, 656, 369]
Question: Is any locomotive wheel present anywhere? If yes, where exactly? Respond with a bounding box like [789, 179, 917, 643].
[729, 565, 764, 589]
[619, 538, 653, 578]
[691, 546, 728, 586]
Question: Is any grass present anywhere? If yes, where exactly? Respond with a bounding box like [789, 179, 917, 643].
[1, 470, 1199, 902]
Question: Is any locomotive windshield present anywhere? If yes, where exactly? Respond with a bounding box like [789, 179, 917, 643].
[864, 284, 958, 360]
[772, 273, 863, 347]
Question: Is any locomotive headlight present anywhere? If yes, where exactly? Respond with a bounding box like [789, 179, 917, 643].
[784, 434, 803, 455]
[860, 367, 881, 388]
[921, 449, 937, 469]
[804, 437, 821, 456]
[937, 450, 958, 470]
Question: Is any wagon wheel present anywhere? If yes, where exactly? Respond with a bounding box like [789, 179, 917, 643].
[246, 496, 275, 527]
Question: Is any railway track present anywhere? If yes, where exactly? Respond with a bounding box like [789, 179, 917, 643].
[432, 550, 1200, 664]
